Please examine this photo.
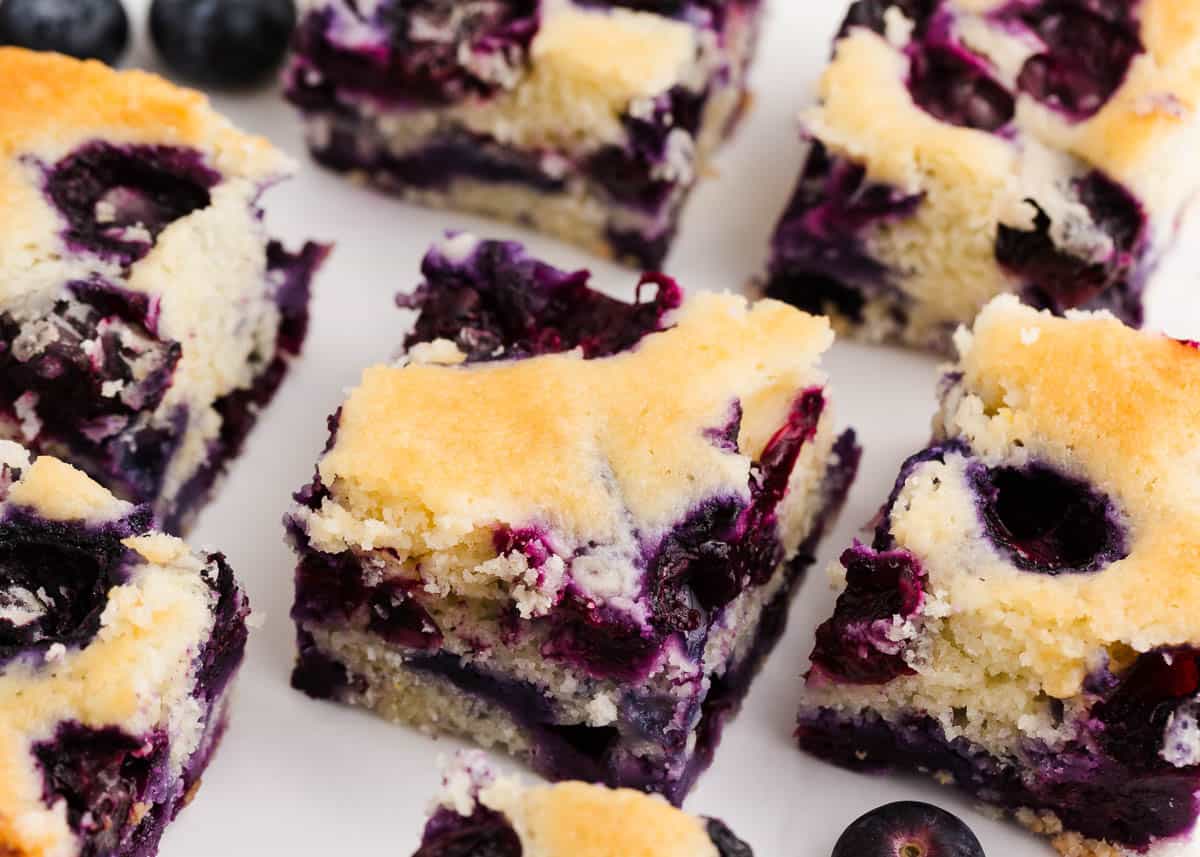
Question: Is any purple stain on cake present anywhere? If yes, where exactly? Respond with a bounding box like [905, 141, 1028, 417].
[400, 238, 682, 361]
[765, 142, 923, 323]
[286, 1, 539, 110]
[43, 143, 220, 264]
[808, 544, 926, 686]
[968, 460, 1128, 574]
[996, 171, 1147, 323]
[0, 509, 151, 665]
[999, 0, 1143, 120]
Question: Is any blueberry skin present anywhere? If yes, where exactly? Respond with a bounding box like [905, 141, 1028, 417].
[0, 0, 129, 65]
[832, 802, 986, 857]
[149, 0, 296, 89]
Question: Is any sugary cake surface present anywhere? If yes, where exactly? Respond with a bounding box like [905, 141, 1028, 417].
[311, 288, 832, 554]
[0, 442, 242, 857]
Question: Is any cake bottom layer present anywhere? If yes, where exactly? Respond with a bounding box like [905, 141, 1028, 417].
[294, 432, 859, 803]
[797, 706, 1200, 857]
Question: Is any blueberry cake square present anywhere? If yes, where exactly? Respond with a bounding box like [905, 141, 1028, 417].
[0, 48, 328, 533]
[285, 0, 761, 268]
[0, 441, 249, 857]
[763, 0, 1200, 351]
[288, 234, 859, 802]
[798, 295, 1200, 856]
[412, 753, 753, 857]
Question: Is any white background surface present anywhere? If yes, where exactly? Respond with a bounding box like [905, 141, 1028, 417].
[113, 1, 1200, 854]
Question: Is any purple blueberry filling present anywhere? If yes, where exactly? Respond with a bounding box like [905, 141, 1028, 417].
[414, 805, 522, 857]
[413, 804, 754, 857]
[799, 647, 1200, 851]
[0, 235, 325, 534]
[906, 40, 1014, 133]
[969, 460, 1128, 574]
[765, 142, 923, 324]
[808, 544, 926, 686]
[1001, 0, 1143, 120]
[400, 238, 682, 361]
[996, 171, 1147, 323]
[19, 539, 247, 857]
[42, 143, 220, 264]
[35, 724, 170, 857]
[0, 507, 151, 665]
[287, 2, 539, 110]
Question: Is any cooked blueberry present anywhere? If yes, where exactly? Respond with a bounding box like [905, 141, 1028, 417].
[45, 142, 218, 263]
[908, 46, 1014, 132]
[832, 802, 985, 857]
[150, 0, 296, 88]
[809, 544, 925, 685]
[706, 818, 754, 857]
[0, 516, 138, 663]
[995, 172, 1145, 317]
[969, 462, 1127, 573]
[401, 241, 682, 362]
[0, 0, 128, 65]
[1010, 2, 1141, 118]
[766, 143, 922, 322]
[414, 808, 522, 857]
[1094, 647, 1200, 768]
[34, 723, 166, 853]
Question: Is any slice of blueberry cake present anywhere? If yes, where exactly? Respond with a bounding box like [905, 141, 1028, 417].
[0, 441, 249, 857]
[798, 294, 1200, 856]
[412, 752, 754, 857]
[284, 0, 761, 268]
[0, 48, 328, 534]
[763, 0, 1200, 351]
[288, 234, 859, 802]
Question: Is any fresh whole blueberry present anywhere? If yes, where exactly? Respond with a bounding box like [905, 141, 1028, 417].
[150, 0, 296, 88]
[832, 802, 986, 857]
[0, 0, 129, 64]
